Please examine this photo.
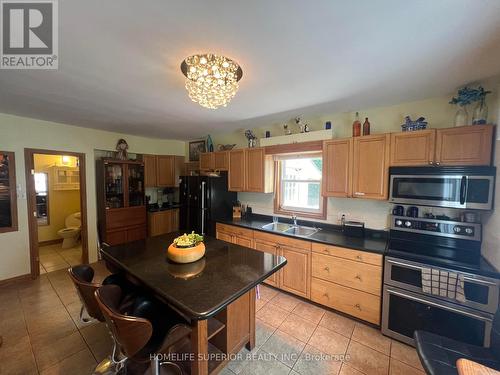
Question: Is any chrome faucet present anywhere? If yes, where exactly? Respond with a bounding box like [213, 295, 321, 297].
[292, 214, 298, 226]
[273, 216, 279, 224]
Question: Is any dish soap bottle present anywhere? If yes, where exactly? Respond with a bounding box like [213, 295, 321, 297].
[362, 117, 371, 136]
[352, 112, 361, 137]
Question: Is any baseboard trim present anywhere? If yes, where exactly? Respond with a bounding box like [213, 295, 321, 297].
[0, 273, 33, 286]
[38, 239, 63, 247]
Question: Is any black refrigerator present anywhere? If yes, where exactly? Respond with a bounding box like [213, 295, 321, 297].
[179, 172, 237, 237]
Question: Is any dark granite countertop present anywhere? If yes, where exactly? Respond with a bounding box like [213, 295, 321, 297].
[100, 232, 286, 320]
[219, 214, 388, 255]
[147, 203, 182, 212]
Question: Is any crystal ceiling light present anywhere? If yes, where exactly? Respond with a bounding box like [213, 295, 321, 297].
[181, 53, 243, 109]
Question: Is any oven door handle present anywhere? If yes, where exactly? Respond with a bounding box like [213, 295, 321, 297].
[460, 175, 468, 205]
[386, 259, 424, 271]
[386, 288, 492, 321]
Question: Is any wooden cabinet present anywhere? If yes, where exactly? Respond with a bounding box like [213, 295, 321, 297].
[96, 159, 147, 246]
[390, 129, 436, 166]
[214, 151, 229, 170]
[228, 148, 274, 193]
[253, 238, 279, 287]
[143, 154, 158, 187]
[199, 153, 215, 170]
[322, 138, 353, 197]
[310, 242, 382, 325]
[435, 125, 494, 166]
[279, 244, 311, 298]
[352, 134, 390, 200]
[253, 230, 311, 298]
[156, 155, 184, 187]
[216, 223, 382, 324]
[148, 208, 179, 237]
[245, 148, 274, 193]
[228, 149, 246, 191]
[143, 155, 184, 187]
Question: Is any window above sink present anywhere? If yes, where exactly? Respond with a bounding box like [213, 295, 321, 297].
[274, 152, 326, 219]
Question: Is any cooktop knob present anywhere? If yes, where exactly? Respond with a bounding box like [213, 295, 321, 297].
[395, 220, 403, 226]
[465, 228, 473, 234]
[453, 226, 462, 233]
[404, 221, 412, 228]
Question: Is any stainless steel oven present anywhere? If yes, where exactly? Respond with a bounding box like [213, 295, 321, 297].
[389, 166, 495, 210]
[382, 284, 494, 347]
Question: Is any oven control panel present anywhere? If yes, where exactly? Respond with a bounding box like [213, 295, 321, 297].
[391, 216, 481, 241]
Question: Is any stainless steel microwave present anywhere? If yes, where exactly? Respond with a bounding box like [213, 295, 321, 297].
[389, 166, 496, 210]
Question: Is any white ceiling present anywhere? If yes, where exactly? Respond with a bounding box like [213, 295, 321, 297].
[1, 0, 500, 140]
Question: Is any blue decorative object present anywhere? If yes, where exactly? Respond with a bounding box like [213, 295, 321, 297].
[449, 86, 491, 107]
[401, 116, 428, 132]
[325, 121, 332, 130]
[206, 135, 214, 152]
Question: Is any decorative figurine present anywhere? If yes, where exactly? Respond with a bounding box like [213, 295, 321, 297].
[304, 123, 310, 132]
[295, 116, 305, 133]
[401, 116, 428, 132]
[244, 130, 257, 148]
[283, 123, 292, 135]
[115, 139, 129, 160]
[207, 135, 214, 152]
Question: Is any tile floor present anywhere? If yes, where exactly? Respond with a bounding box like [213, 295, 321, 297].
[0, 264, 425, 375]
[39, 243, 83, 274]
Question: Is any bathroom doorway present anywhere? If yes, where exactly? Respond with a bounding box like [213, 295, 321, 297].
[25, 149, 88, 278]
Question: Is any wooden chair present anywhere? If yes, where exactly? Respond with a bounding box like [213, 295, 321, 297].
[95, 284, 191, 375]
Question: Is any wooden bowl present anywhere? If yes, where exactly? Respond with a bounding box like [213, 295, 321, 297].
[167, 242, 206, 263]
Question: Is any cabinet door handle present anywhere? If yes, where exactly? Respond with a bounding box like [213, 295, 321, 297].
[354, 303, 361, 310]
[355, 274, 362, 281]
[324, 266, 330, 272]
[356, 255, 362, 260]
[322, 249, 330, 254]
[435, 162, 440, 165]
[323, 293, 329, 299]
[428, 161, 434, 165]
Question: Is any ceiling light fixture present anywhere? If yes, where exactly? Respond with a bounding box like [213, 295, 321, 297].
[181, 53, 243, 109]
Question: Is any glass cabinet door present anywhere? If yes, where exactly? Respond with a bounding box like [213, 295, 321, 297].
[104, 163, 124, 208]
[128, 164, 144, 207]
[0, 152, 17, 231]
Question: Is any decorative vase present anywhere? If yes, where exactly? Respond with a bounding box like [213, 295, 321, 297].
[472, 100, 488, 125]
[454, 106, 468, 127]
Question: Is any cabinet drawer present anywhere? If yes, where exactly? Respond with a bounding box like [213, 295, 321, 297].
[253, 230, 311, 251]
[235, 235, 254, 248]
[311, 277, 380, 325]
[216, 231, 234, 243]
[311, 243, 382, 266]
[312, 253, 382, 296]
[106, 207, 146, 230]
[216, 223, 253, 239]
[127, 225, 147, 242]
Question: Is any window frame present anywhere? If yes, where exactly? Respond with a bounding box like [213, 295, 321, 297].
[273, 153, 327, 220]
[0, 151, 18, 234]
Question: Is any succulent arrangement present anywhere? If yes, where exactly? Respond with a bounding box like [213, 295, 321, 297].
[449, 86, 491, 107]
[173, 232, 204, 248]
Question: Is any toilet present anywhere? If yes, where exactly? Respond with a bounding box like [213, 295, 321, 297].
[58, 212, 81, 249]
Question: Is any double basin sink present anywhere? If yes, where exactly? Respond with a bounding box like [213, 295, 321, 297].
[261, 222, 320, 237]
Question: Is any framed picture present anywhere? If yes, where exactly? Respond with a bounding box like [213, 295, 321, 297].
[189, 140, 206, 162]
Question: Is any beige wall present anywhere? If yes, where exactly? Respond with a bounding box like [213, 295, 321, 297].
[0, 113, 185, 281]
[34, 154, 81, 242]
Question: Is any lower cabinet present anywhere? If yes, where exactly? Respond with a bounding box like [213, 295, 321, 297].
[215, 223, 382, 325]
[147, 209, 180, 237]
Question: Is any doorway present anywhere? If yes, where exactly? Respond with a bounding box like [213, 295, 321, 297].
[25, 149, 88, 278]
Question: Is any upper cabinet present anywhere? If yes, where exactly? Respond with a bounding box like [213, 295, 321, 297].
[228, 148, 274, 193]
[322, 138, 353, 197]
[435, 125, 494, 166]
[143, 154, 184, 188]
[245, 148, 274, 193]
[228, 149, 246, 191]
[199, 152, 215, 170]
[214, 151, 229, 170]
[390, 129, 436, 166]
[352, 134, 390, 200]
[143, 154, 157, 187]
[390, 125, 494, 167]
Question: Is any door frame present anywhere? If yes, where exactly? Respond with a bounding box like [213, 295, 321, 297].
[24, 148, 89, 278]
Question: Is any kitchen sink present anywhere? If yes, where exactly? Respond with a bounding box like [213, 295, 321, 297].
[284, 225, 319, 237]
[261, 222, 293, 232]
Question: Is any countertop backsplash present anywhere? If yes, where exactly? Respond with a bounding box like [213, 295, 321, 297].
[237, 192, 392, 230]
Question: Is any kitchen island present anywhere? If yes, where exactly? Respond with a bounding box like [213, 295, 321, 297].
[100, 232, 286, 375]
